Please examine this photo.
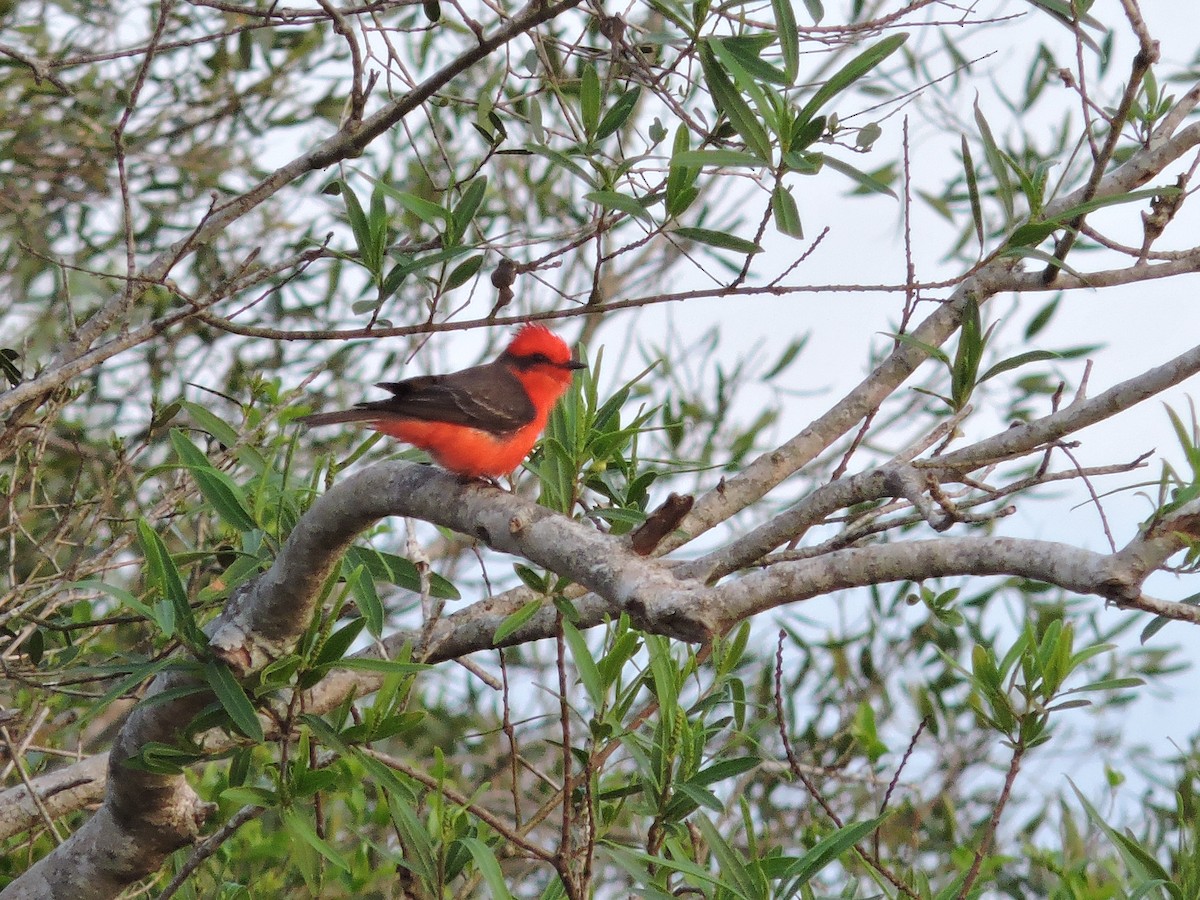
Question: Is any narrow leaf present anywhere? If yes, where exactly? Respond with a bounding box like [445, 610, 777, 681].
[781, 815, 887, 886]
[581, 65, 601, 139]
[771, 0, 799, 82]
[282, 808, 350, 872]
[452, 176, 488, 236]
[181, 400, 242, 447]
[446, 254, 485, 290]
[170, 430, 258, 533]
[585, 190, 654, 223]
[343, 562, 384, 637]
[205, 659, 264, 743]
[693, 814, 760, 899]
[340, 181, 372, 262]
[820, 154, 897, 197]
[974, 100, 1014, 222]
[978, 350, 1062, 384]
[1053, 185, 1181, 223]
[798, 33, 907, 125]
[458, 837, 516, 900]
[494, 599, 543, 643]
[884, 331, 950, 365]
[718, 36, 789, 85]
[596, 86, 641, 140]
[700, 44, 772, 161]
[771, 184, 803, 237]
[527, 144, 599, 189]
[961, 135, 984, 252]
[329, 658, 430, 675]
[671, 149, 765, 168]
[363, 174, 448, 227]
[561, 619, 605, 708]
[137, 519, 204, 645]
[672, 226, 762, 254]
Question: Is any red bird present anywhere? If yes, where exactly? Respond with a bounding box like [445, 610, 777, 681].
[300, 324, 585, 478]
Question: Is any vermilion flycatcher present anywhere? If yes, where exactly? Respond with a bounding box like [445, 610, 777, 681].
[300, 324, 585, 478]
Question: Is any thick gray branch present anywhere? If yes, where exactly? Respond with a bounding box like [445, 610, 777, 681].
[6, 471, 1199, 867]
[691, 340, 1200, 578]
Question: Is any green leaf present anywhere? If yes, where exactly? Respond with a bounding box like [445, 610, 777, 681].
[961, 134, 984, 252]
[1024, 294, 1060, 339]
[282, 808, 350, 872]
[585, 190, 654, 223]
[601, 841, 731, 892]
[313, 617, 367, 669]
[561, 619, 604, 708]
[699, 43, 772, 161]
[387, 793, 439, 890]
[763, 336, 807, 380]
[716, 35, 788, 86]
[1007, 219, 1060, 248]
[452, 176, 488, 238]
[771, 0, 799, 82]
[0, 348, 21, 387]
[798, 33, 907, 126]
[343, 546, 459, 599]
[1023, 0, 1103, 54]
[526, 144, 599, 189]
[340, 181, 373, 264]
[1053, 185, 1181, 223]
[458, 837, 516, 900]
[978, 350, 1062, 384]
[1070, 781, 1182, 898]
[666, 125, 699, 217]
[672, 781, 723, 813]
[368, 181, 388, 271]
[689, 755, 760, 786]
[73, 578, 156, 623]
[771, 184, 803, 238]
[706, 38, 771, 113]
[494, 599, 543, 643]
[1065, 676, 1144, 694]
[998, 244, 1085, 279]
[596, 86, 641, 140]
[819, 154, 897, 198]
[672, 227, 762, 254]
[885, 331, 950, 365]
[581, 64, 601, 139]
[446, 254, 485, 290]
[974, 99, 1014, 222]
[328, 657, 430, 675]
[220, 785, 276, 808]
[205, 659, 264, 743]
[362, 173, 448, 227]
[136, 519, 205, 646]
[181, 400, 241, 447]
[670, 149, 765, 168]
[124, 740, 205, 774]
[802, 0, 823, 24]
[693, 814, 761, 899]
[780, 815, 887, 887]
[170, 430, 258, 533]
[343, 563, 384, 637]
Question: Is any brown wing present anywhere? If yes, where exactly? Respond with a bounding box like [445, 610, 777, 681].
[361, 360, 536, 434]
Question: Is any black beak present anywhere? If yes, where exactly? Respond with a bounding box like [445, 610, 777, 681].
[566, 360, 588, 370]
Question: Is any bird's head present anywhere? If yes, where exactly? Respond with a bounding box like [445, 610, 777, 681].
[503, 324, 586, 388]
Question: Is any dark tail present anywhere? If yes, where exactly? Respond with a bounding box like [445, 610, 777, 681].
[297, 409, 380, 427]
